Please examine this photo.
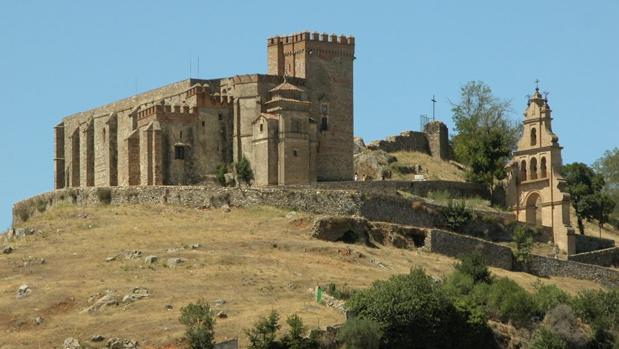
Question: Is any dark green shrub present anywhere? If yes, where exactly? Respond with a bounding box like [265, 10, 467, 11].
[484, 277, 537, 327]
[96, 187, 112, 204]
[216, 164, 227, 186]
[572, 289, 619, 331]
[322, 283, 354, 300]
[442, 199, 473, 232]
[36, 199, 47, 213]
[235, 156, 254, 185]
[179, 299, 215, 349]
[346, 268, 496, 348]
[530, 326, 567, 349]
[531, 281, 570, 315]
[246, 310, 282, 349]
[455, 252, 492, 284]
[336, 317, 382, 349]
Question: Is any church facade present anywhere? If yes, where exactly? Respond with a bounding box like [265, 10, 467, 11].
[506, 88, 576, 254]
[53, 32, 354, 188]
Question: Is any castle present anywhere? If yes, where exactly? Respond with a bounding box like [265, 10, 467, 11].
[53, 32, 354, 188]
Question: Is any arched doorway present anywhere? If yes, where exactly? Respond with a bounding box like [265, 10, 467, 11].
[525, 192, 543, 226]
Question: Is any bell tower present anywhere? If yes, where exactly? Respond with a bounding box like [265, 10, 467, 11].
[506, 85, 575, 254]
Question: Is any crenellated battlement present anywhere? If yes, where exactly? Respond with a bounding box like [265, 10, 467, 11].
[267, 31, 354, 46]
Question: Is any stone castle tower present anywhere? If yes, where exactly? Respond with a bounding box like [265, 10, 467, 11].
[506, 87, 576, 254]
[53, 32, 355, 189]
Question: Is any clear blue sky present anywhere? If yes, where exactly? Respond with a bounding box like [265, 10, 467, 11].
[1, 1, 617, 229]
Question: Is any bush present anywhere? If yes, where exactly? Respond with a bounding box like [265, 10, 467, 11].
[530, 326, 567, 349]
[455, 253, 492, 284]
[336, 317, 382, 349]
[346, 268, 496, 348]
[322, 283, 354, 300]
[246, 310, 282, 349]
[542, 304, 592, 348]
[235, 156, 254, 185]
[531, 281, 570, 315]
[572, 289, 619, 331]
[216, 164, 227, 186]
[483, 277, 537, 327]
[442, 199, 473, 232]
[513, 225, 536, 265]
[179, 299, 215, 349]
[96, 187, 112, 204]
[428, 190, 453, 202]
[281, 314, 318, 349]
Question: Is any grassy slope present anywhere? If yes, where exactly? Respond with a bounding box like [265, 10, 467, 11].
[0, 204, 605, 348]
[389, 151, 466, 182]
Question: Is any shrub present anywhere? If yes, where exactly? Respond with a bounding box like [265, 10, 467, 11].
[336, 317, 382, 349]
[235, 156, 254, 185]
[246, 310, 282, 349]
[455, 252, 492, 284]
[572, 289, 619, 331]
[322, 283, 354, 300]
[179, 299, 215, 349]
[530, 326, 567, 349]
[513, 225, 536, 265]
[96, 187, 112, 204]
[542, 304, 592, 349]
[484, 277, 537, 327]
[346, 268, 496, 348]
[531, 281, 570, 315]
[442, 199, 473, 232]
[216, 164, 227, 186]
[428, 190, 452, 202]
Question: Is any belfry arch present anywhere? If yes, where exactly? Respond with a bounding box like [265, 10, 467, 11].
[506, 87, 575, 254]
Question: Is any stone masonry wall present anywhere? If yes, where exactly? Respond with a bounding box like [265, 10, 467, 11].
[568, 247, 619, 268]
[574, 234, 615, 254]
[367, 131, 429, 154]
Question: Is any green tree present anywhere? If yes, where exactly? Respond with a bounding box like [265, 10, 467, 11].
[582, 192, 616, 236]
[179, 299, 215, 349]
[454, 252, 492, 284]
[593, 147, 619, 221]
[245, 310, 281, 349]
[336, 317, 382, 349]
[235, 156, 254, 185]
[530, 327, 567, 349]
[562, 162, 606, 234]
[513, 225, 535, 265]
[451, 81, 521, 192]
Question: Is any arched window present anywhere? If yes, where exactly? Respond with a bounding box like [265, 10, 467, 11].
[520, 160, 527, 181]
[541, 157, 547, 178]
[320, 116, 328, 131]
[260, 123, 264, 133]
[174, 145, 185, 160]
[102, 128, 106, 142]
[530, 157, 538, 180]
[530, 128, 537, 146]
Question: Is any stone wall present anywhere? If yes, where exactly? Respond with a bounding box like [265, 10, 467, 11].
[425, 229, 514, 270]
[574, 234, 615, 254]
[367, 131, 430, 154]
[527, 254, 619, 288]
[568, 247, 619, 268]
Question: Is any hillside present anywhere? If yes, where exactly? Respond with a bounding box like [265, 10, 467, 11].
[0, 203, 606, 348]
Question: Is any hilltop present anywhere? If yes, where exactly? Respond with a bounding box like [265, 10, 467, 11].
[0, 203, 606, 348]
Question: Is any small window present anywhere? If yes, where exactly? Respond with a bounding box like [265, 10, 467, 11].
[530, 128, 537, 146]
[320, 116, 328, 131]
[175, 145, 185, 160]
[260, 123, 264, 132]
[202, 121, 205, 127]
[180, 131, 183, 140]
[293, 149, 298, 157]
[541, 157, 547, 178]
[218, 113, 223, 121]
[520, 160, 527, 181]
[320, 103, 329, 115]
[102, 128, 106, 142]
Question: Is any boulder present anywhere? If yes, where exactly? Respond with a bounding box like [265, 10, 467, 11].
[353, 149, 397, 181]
[2, 245, 13, 254]
[216, 311, 228, 319]
[353, 136, 366, 154]
[224, 173, 235, 186]
[122, 287, 150, 303]
[167, 257, 186, 267]
[144, 255, 158, 264]
[221, 204, 231, 213]
[91, 335, 105, 342]
[190, 243, 201, 249]
[16, 284, 31, 299]
[14, 227, 35, 238]
[34, 316, 43, 325]
[107, 337, 138, 349]
[83, 292, 119, 313]
[63, 337, 82, 349]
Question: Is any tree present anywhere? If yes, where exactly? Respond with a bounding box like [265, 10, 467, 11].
[451, 81, 521, 192]
[593, 147, 619, 221]
[562, 163, 606, 234]
[582, 192, 616, 236]
[336, 317, 382, 349]
[179, 299, 216, 349]
[245, 310, 281, 349]
[513, 225, 535, 265]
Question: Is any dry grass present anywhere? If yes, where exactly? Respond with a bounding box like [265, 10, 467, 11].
[389, 151, 466, 182]
[0, 204, 605, 348]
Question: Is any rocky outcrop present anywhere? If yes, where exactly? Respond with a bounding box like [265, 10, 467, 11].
[353, 150, 397, 180]
[353, 137, 366, 154]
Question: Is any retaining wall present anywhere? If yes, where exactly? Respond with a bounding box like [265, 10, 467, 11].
[568, 247, 619, 268]
[574, 234, 615, 254]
